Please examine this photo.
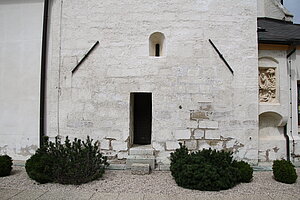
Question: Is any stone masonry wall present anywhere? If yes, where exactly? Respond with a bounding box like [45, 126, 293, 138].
[46, 0, 259, 166]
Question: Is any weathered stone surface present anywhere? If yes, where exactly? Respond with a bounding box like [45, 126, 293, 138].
[174, 129, 191, 140]
[126, 155, 155, 169]
[117, 151, 128, 159]
[198, 140, 212, 150]
[190, 111, 209, 120]
[185, 140, 197, 150]
[100, 139, 110, 150]
[194, 129, 205, 139]
[186, 120, 198, 128]
[165, 141, 180, 151]
[131, 163, 150, 175]
[39, 0, 262, 166]
[111, 140, 127, 151]
[198, 121, 219, 129]
[205, 130, 221, 140]
[152, 142, 165, 151]
[129, 146, 154, 155]
[158, 164, 170, 171]
[101, 150, 117, 159]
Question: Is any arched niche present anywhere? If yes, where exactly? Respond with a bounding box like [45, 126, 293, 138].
[149, 32, 165, 57]
[258, 57, 279, 103]
[258, 111, 286, 162]
[258, 57, 279, 66]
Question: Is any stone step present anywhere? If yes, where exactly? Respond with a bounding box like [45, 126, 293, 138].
[131, 163, 150, 175]
[126, 155, 155, 169]
[129, 147, 154, 156]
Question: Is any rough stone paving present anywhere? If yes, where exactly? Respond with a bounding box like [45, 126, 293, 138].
[0, 167, 299, 199]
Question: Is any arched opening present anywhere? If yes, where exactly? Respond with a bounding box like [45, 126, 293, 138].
[258, 57, 279, 103]
[258, 112, 286, 163]
[149, 32, 165, 57]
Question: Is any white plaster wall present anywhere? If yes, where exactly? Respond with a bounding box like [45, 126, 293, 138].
[0, 0, 44, 160]
[259, 113, 286, 163]
[47, 0, 258, 165]
[290, 49, 300, 166]
[258, 49, 292, 164]
[258, 50, 289, 118]
[257, 0, 293, 21]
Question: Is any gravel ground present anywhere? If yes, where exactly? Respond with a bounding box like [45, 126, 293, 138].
[0, 167, 300, 198]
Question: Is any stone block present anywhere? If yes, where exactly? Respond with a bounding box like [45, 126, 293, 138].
[131, 163, 150, 175]
[158, 164, 170, 171]
[111, 140, 127, 151]
[152, 141, 165, 151]
[101, 150, 117, 159]
[129, 146, 154, 155]
[185, 140, 197, 150]
[205, 130, 221, 139]
[126, 155, 155, 169]
[198, 140, 212, 150]
[174, 129, 191, 140]
[100, 139, 110, 150]
[156, 151, 171, 165]
[165, 141, 180, 151]
[186, 120, 198, 128]
[190, 111, 209, 120]
[194, 129, 205, 139]
[117, 151, 128, 159]
[198, 121, 218, 129]
[198, 102, 213, 111]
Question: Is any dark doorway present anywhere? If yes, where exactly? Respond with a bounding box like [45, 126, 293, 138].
[131, 93, 152, 145]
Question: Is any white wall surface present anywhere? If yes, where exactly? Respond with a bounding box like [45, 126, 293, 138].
[46, 0, 259, 165]
[0, 0, 43, 160]
[257, 0, 293, 21]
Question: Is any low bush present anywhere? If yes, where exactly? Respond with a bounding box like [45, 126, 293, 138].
[232, 160, 253, 183]
[170, 144, 253, 191]
[26, 136, 109, 184]
[25, 152, 53, 184]
[273, 159, 297, 184]
[0, 155, 13, 177]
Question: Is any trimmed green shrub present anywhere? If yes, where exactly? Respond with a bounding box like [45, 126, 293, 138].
[0, 155, 13, 177]
[273, 160, 297, 184]
[25, 153, 54, 184]
[232, 160, 253, 183]
[170, 144, 245, 191]
[26, 136, 109, 184]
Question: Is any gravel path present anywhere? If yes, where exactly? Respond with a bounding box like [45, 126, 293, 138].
[0, 167, 300, 198]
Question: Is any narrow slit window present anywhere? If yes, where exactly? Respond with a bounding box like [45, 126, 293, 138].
[155, 44, 160, 56]
[149, 32, 165, 57]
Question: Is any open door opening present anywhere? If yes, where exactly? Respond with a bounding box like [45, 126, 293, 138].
[130, 93, 152, 145]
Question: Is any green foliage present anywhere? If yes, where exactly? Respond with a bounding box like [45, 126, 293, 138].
[0, 155, 13, 177]
[25, 153, 53, 184]
[273, 159, 297, 184]
[232, 160, 253, 183]
[26, 136, 109, 184]
[170, 144, 253, 191]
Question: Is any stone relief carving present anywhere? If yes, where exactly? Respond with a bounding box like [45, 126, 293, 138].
[259, 67, 276, 103]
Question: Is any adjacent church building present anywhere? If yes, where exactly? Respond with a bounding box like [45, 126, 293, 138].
[1, 0, 300, 169]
